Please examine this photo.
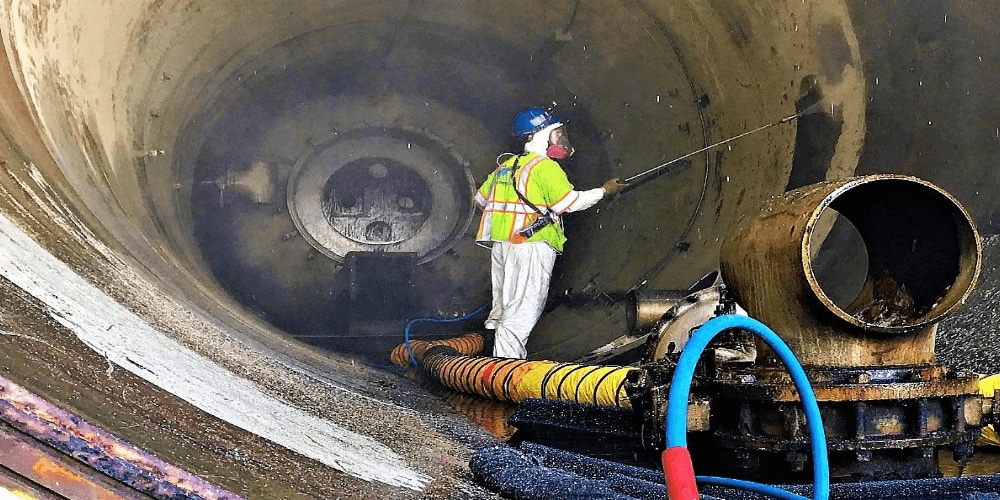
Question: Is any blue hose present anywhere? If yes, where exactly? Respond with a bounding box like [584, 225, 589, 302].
[665, 314, 829, 500]
[405, 302, 490, 367]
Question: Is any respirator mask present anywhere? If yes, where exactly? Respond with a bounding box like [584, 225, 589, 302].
[545, 125, 575, 160]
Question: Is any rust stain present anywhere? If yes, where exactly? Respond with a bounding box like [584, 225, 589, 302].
[30, 456, 122, 499]
[26, 4, 45, 44]
[31, 455, 85, 484]
[0, 374, 244, 500]
[764, 378, 979, 402]
[871, 413, 906, 436]
[0, 425, 140, 499]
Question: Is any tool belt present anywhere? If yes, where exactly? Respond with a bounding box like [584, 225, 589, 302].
[513, 210, 555, 242]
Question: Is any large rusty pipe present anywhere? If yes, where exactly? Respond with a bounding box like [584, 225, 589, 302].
[720, 174, 981, 368]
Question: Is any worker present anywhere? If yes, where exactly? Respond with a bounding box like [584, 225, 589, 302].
[474, 107, 626, 359]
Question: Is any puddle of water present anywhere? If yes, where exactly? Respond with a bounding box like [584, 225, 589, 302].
[940, 446, 1000, 477]
[442, 393, 518, 441]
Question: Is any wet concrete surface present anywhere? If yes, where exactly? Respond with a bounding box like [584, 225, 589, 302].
[0, 1, 996, 498]
[939, 235, 1000, 374]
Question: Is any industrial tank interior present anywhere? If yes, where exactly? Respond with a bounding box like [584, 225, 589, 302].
[1, 1, 1000, 498]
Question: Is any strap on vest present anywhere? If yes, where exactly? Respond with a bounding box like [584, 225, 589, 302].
[511, 154, 556, 240]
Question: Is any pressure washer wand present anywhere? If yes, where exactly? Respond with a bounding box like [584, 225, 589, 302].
[622, 102, 825, 186]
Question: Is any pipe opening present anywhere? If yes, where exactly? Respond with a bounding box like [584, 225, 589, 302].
[809, 209, 869, 312]
[806, 177, 981, 331]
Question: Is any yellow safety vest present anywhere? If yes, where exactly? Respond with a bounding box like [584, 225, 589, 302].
[474, 153, 580, 252]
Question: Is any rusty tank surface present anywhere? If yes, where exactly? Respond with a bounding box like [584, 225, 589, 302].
[0, 0, 999, 498]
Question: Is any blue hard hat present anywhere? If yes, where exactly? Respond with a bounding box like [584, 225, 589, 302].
[511, 107, 560, 140]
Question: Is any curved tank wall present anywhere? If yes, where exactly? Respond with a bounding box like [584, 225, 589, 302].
[0, 0, 994, 497]
[0, 0, 870, 360]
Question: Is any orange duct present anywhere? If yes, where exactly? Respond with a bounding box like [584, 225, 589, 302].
[389, 332, 485, 367]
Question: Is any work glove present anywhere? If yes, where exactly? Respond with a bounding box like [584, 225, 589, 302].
[601, 177, 627, 196]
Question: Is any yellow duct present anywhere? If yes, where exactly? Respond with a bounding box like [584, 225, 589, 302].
[391, 335, 635, 408]
[980, 374, 1000, 447]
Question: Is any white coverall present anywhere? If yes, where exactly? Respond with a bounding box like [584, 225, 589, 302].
[487, 188, 604, 359]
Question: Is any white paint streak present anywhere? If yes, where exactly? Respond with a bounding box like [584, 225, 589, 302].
[0, 214, 429, 491]
[0, 485, 26, 500]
